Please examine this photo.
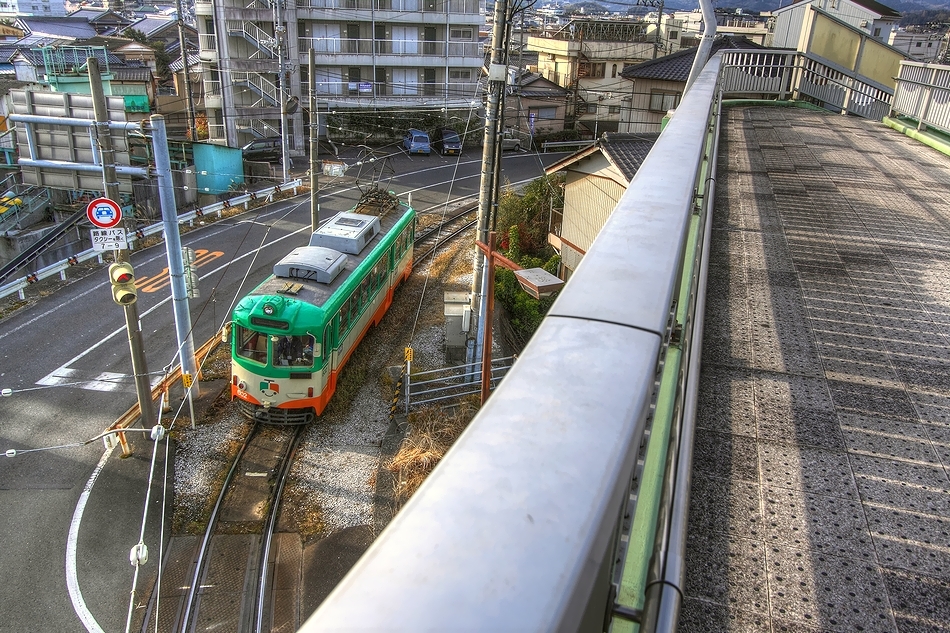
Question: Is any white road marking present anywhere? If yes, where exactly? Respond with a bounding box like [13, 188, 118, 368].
[66, 446, 111, 633]
[36, 368, 128, 391]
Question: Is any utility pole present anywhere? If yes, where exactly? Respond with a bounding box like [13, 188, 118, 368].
[309, 48, 319, 232]
[88, 57, 156, 429]
[275, 0, 291, 183]
[175, 0, 197, 141]
[470, 0, 510, 370]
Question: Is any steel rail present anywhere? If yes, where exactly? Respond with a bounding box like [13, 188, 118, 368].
[414, 218, 477, 263]
[177, 422, 262, 633]
[252, 425, 307, 633]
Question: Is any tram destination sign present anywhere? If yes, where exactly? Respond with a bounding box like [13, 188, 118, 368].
[90, 227, 128, 251]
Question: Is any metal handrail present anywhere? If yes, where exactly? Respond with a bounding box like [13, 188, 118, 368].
[299, 52, 725, 633]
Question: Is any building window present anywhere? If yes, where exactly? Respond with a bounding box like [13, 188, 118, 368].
[669, 30, 679, 39]
[449, 69, 472, 80]
[530, 106, 557, 119]
[873, 27, 881, 37]
[450, 27, 473, 39]
[916, 42, 922, 47]
[649, 90, 681, 112]
[608, 105, 621, 115]
[578, 62, 605, 79]
[611, 64, 617, 78]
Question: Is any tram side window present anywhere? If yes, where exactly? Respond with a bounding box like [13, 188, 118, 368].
[236, 326, 267, 364]
[274, 334, 316, 367]
[340, 299, 351, 335]
[359, 278, 369, 308]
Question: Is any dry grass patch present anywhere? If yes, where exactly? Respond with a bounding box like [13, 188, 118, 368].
[387, 397, 478, 505]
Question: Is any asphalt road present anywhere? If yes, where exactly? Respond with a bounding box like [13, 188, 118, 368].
[0, 146, 565, 632]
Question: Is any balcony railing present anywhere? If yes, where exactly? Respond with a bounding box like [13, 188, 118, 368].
[891, 60, 950, 136]
[304, 80, 481, 99]
[299, 37, 481, 58]
[198, 33, 218, 53]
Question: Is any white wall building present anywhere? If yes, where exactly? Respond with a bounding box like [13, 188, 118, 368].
[195, 0, 486, 152]
[0, 0, 65, 16]
[770, 0, 900, 47]
[889, 29, 947, 62]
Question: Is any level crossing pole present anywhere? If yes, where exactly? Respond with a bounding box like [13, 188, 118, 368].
[151, 114, 201, 408]
[88, 57, 156, 429]
[471, 0, 510, 372]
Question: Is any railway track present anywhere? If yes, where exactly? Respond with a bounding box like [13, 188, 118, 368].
[142, 423, 305, 633]
[137, 199, 478, 633]
[414, 203, 478, 263]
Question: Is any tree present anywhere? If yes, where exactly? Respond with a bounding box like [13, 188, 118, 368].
[125, 28, 172, 81]
[495, 173, 564, 256]
[493, 173, 565, 348]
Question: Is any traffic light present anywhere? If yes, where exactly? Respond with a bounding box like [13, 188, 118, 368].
[109, 262, 137, 305]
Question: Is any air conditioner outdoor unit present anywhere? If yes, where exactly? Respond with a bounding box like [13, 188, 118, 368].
[860, 19, 869, 27]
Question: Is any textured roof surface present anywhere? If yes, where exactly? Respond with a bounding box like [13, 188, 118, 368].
[16, 17, 98, 39]
[599, 132, 660, 181]
[621, 35, 765, 83]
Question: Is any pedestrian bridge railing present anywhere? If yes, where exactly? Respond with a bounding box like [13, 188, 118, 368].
[891, 60, 950, 137]
[299, 49, 726, 633]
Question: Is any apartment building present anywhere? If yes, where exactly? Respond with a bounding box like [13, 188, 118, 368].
[527, 18, 680, 136]
[195, 0, 485, 153]
[889, 28, 948, 63]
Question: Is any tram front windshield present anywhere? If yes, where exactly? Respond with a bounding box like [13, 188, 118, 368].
[236, 326, 316, 367]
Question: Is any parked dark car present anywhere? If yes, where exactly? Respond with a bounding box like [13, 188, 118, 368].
[402, 128, 431, 155]
[242, 137, 282, 161]
[433, 128, 463, 156]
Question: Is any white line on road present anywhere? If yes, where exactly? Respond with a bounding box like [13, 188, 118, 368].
[67, 446, 112, 633]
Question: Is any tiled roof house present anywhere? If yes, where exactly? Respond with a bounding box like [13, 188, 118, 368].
[618, 35, 764, 134]
[545, 132, 659, 278]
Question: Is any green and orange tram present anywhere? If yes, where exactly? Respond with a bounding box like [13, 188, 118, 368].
[230, 189, 414, 423]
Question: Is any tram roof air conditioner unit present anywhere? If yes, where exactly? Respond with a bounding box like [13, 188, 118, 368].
[274, 246, 347, 284]
[309, 212, 381, 254]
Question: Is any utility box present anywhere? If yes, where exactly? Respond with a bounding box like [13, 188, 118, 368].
[444, 291, 471, 365]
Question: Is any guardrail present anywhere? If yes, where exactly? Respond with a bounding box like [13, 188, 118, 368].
[0, 179, 302, 302]
[299, 52, 723, 633]
[106, 325, 228, 454]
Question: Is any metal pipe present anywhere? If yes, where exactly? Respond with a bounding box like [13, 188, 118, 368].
[15, 158, 148, 177]
[652, 77, 723, 633]
[684, 0, 717, 94]
[152, 114, 200, 401]
[8, 113, 143, 130]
